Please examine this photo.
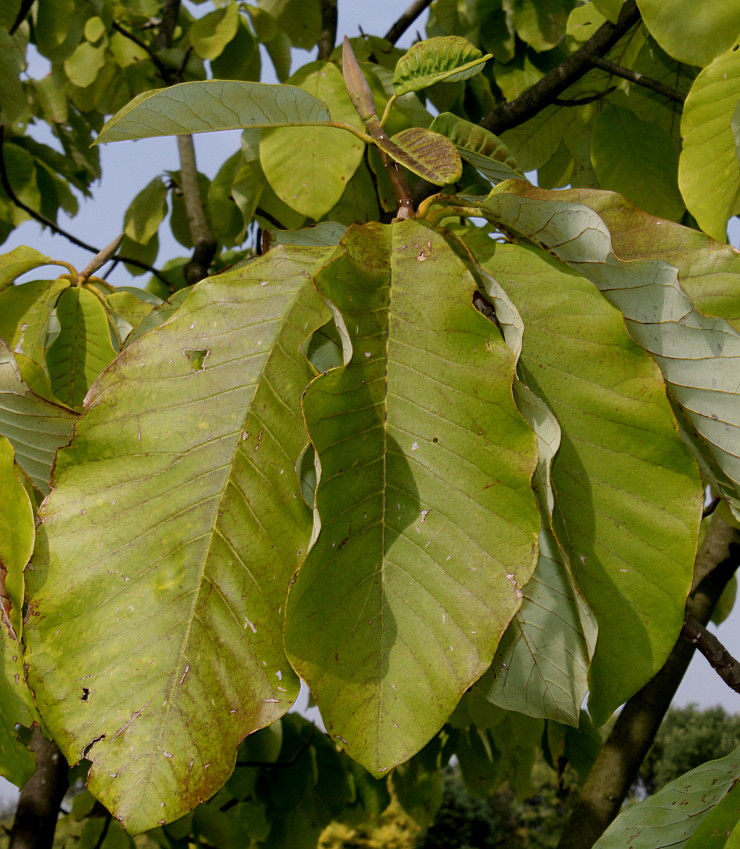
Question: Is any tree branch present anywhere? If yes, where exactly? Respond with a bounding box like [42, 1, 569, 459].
[384, 0, 434, 46]
[681, 613, 740, 693]
[480, 0, 641, 135]
[9, 728, 68, 849]
[0, 127, 170, 285]
[176, 135, 217, 286]
[154, 0, 181, 52]
[555, 513, 740, 849]
[111, 22, 172, 83]
[588, 55, 685, 103]
[9, 0, 35, 35]
[316, 0, 338, 60]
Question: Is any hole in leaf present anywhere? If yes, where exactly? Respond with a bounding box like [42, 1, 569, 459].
[432, 437, 439, 443]
[184, 349, 209, 372]
[81, 688, 90, 702]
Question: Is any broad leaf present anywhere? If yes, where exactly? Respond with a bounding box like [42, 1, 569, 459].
[594, 745, 740, 848]
[260, 62, 365, 219]
[124, 177, 169, 246]
[0, 339, 78, 493]
[264, 221, 347, 249]
[25, 245, 335, 833]
[566, 189, 740, 331]
[636, 0, 740, 67]
[679, 47, 740, 241]
[0, 246, 66, 292]
[473, 239, 701, 723]
[188, 1, 239, 60]
[0, 278, 70, 365]
[46, 286, 118, 408]
[393, 37, 491, 95]
[96, 81, 332, 144]
[429, 113, 523, 184]
[284, 221, 540, 776]
[259, 0, 321, 50]
[591, 105, 683, 220]
[386, 128, 463, 186]
[483, 181, 740, 523]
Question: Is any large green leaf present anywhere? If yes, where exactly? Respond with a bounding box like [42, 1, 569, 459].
[46, 286, 118, 408]
[258, 0, 321, 50]
[393, 37, 491, 95]
[188, 1, 239, 60]
[260, 62, 365, 220]
[679, 47, 740, 241]
[124, 177, 169, 246]
[96, 81, 332, 144]
[472, 239, 701, 722]
[386, 128, 463, 186]
[636, 0, 740, 67]
[0, 431, 38, 788]
[429, 113, 523, 184]
[25, 245, 335, 833]
[594, 745, 740, 848]
[0, 278, 70, 365]
[284, 221, 540, 776]
[591, 105, 683, 220]
[483, 181, 740, 522]
[565, 189, 740, 331]
[0, 246, 65, 293]
[0, 339, 78, 493]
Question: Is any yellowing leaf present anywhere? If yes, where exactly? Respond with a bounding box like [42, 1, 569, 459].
[393, 36, 491, 95]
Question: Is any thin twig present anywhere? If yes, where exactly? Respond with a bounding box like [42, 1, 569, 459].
[9, 0, 34, 34]
[111, 22, 172, 83]
[481, 0, 641, 135]
[384, 0, 434, 46]
[316, 0, 338, 60]
[92, 814, 112, 849]
[589, 55, 685, 103]
[681, 613, 740, 693]
[0, 127, 170, 285]
[155, 0, 181, 52]
[553, 86, 616, 106]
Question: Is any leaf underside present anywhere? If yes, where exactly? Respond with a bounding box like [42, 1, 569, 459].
[25, 245, 334, 833]
[284, 220, 540, 775]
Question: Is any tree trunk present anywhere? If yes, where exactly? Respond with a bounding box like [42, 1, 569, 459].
[9, 727, 69, 849]
[556, 513, 740, 849]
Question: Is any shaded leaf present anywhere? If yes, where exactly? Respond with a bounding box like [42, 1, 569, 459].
[96, 81, 332, 144]
[0, 247, 63, 293]
[0, 31, 26, 125]
[46, 286, 118, 408]
[385, 127, 463, 186]
[473, 238, 701, 723]
[284, 221, 539, 776]
[511, 0, 574, 51]
[679, 47, 740, 241]
[594, 745, 740, 848]
[430, 112, 522, 184]
[591, 104, 683, 220]
[393, 37, 491, 96]
[0, 339, 78, 493]
[25, 245, 335, 833]
[123, 177, 168, 246]
[0, 276, 69, 367]
[264, 221, 347, 249]
[259, 0, 321, 50]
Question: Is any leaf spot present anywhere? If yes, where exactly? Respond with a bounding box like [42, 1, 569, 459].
[163, 751, 173, 758]
[411, 441, 419, 451]
[420, 509, 430, 522]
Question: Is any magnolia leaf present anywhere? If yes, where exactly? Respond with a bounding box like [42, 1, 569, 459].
[46, 286, 118, 408]
[211, 19, 261, 82]
[0, 339, 78, 493]
[106, 291, 158, 337]
[382, 127, 463, 186]
[123, 177, 169, 246]
[188, 1, 239, 60]
[636, 0, 740, 67]
[565, 188, 740, 331]
[264, 221, 347, 249]
[679, 47, 740, 241]
[261, 62, 365, 219]
[511, 0, 572, 52]
[259, 0, 321, 50]
[683, 776, 740, 849]
[591, 105, 683, 220]
[484, 180, 739, 521]
[594, 745, 740, 848]
[25, 245, 336, 834]
[0, 436, 34, 640]
[0, 278, 70, 365]
[96, 81, 332, 144]
[64, 41, 107, 89]
[473, 238, 701, 723]
[429, 113, 522, 184]
[393, 37, 491, 96]
[0, 246, 64, 293]
[284, 220, 540, 776]
[0, 30, 26, 125]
